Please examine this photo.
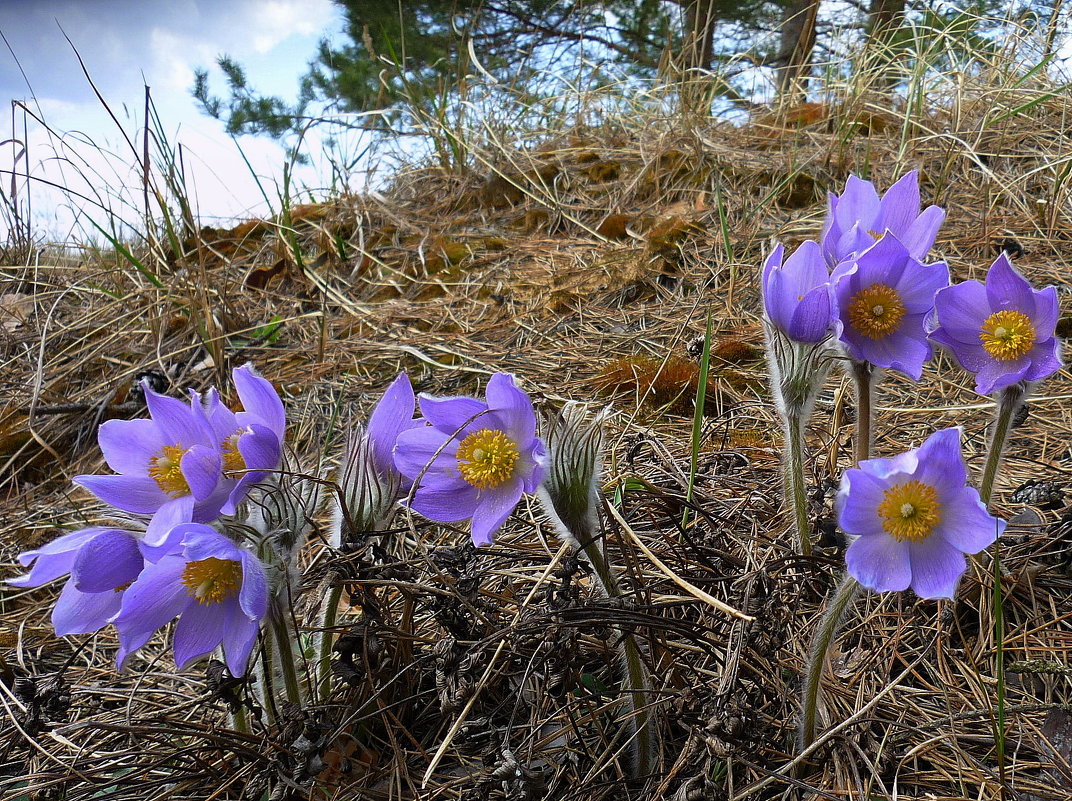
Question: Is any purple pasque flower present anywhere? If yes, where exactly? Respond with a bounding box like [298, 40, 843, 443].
[113, 523, 268, 676]
[74, 383, 227, 546]
[821, 171, 945, 267]
[833, 233, 949, 379]
[837, 427, 1005, 599]
[761, 241, 837, 344]
[393, 373, 547, 547]
[202, 364, 286, 514]
[9, 527, 146, 636]
[928, 253, 1062, 395]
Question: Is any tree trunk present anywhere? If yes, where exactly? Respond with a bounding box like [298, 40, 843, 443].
[776, 0, 820, 104]
[867, 0, 906, 45]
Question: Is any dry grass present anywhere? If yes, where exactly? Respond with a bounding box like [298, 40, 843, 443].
[4, 24, 1072, 800]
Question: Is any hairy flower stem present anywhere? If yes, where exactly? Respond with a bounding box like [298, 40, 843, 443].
[230, 703, 250, 735]
[581, 536, 655, 779]
[784, 413, 812, 557]
[978, 385, 1021, 800]
[852, 361, 875, 464]
[318, 583, 343, 702]
[270, 608, 304, 707]
[980, 385, 1024, 506]
[800, 573, 860, 750]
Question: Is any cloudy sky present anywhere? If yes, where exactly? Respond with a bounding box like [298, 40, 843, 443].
[0, 0, 351, 240]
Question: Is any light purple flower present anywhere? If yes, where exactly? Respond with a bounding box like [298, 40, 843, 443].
[833, 234, 949, 379]
[821, 171, 945, 267]
[113, 523, 268, 676]
[837, 427, 1005, 599]
[202, 364, 286, 514]
[393, 373, 547, 547]
[74, 384, 227, 546]
[367, 372, 419, 485]
[9, 527, 146, 636]
[928, 253, 1063, 395]
[761, 241, 836, 344]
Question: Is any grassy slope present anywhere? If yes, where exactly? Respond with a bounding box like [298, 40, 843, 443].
[3, 28, 1072, 801]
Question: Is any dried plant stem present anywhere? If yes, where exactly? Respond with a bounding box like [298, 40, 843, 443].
[980, 384, 1024, 506]
[230, 703, 250, 735]
[581, 536, 655, 779]
[852, 361, 875, 463]
[799, 572, 859, 750]
[783, 412, 812, 557]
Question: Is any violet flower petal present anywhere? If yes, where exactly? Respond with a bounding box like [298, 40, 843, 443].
[845, 534, 912, 592]
[234, 364, 286, 439]
[875, 170, 920, 236]
[937, 488, 1003, 553]
[52, 581, 124, 636]
[180, 444, 223, 501]
[172, 596, 229, 670]
[470, 477, 524, 546]
[144, 386, 213, 448]
[221, 612, 260, 676]
[98, 418, 160, 476]
[485, 373, 537, 445]
[985, 253, 1034, 312]
[367, 372, 417, 473]
[114, 555, 189, 668]
[74, 474, 169, 515]
[410, 486, 481, 522]
[901, 205, 945, 260]
[907, 536, 966, 599]
[71, 530, 143, 593]
[417, 394, 488, 434]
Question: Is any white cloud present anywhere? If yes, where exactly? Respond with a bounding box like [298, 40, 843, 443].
[246, 0, 336, 54]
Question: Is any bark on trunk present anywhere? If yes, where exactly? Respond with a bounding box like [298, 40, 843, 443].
[776, 0, 820, 103]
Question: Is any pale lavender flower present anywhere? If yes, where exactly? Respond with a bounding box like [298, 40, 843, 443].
[837, 427, 1004, 598]
[833, 234, 949, 379]
[929, 254, 1063, 395]
[761, 241, 837, 344]
[202, 364, 286, 514]
[393, 373, 547, 546]
[821, 171, 945, 267]
[113, 523, 268, 676]
[74, 384, 226, 545]
[9, 527, 145, 636]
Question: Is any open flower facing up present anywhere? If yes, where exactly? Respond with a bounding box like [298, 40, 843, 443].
[202, 364, 287, 514]
[74, 384, 226, 545]
[761, 241, 837, 344]
[113, 524, 268, 676]
[929, 253, 1062, 395]
[833, 234, 949, 379]
[9, 527, 146, 636]
[837, 427, 1004, 598]
[393, 373, 547, 546]
[821, 171, 946, 267]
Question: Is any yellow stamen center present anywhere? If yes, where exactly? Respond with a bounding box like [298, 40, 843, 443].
[149, 444, 192, 497]
[847, 283, 906, 339]
[180, 557, 242, 605]
[456, 429, 519, 490]
[221, 432, 247, 477]
[867, 229, 886, 241]
[877, 480, 942, 543]
[980, 309, 1035, 361]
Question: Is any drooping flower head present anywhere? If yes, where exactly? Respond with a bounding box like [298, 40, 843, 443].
[393, 373, 547, 547]
[837, 427, 1005, 598]
[113, 523, 268, 676]
[761, 241, 837, 344]
[9, 527, 146, 636]
[74, 383, 227, 546]
[333, 373, 419, 546]
[202, 364, 286, 514]
[821, 171, 945, 268]
[928, 253, 1062, 395]
[833, 234, 950, 379]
